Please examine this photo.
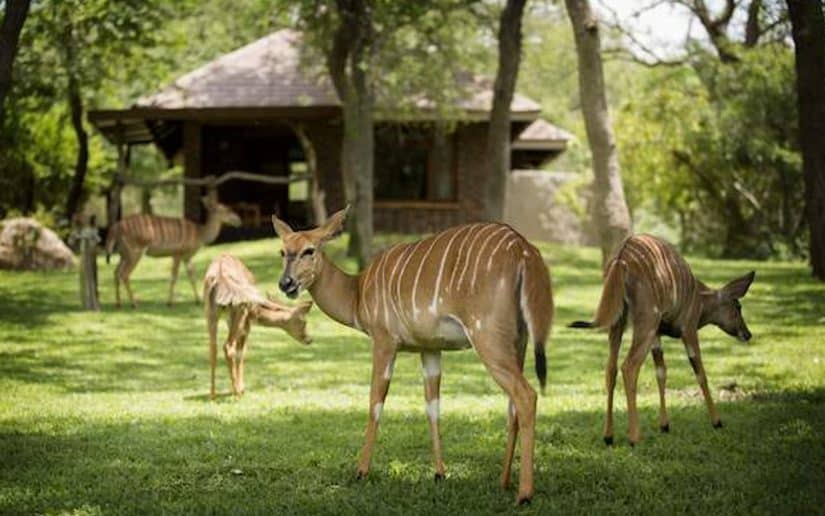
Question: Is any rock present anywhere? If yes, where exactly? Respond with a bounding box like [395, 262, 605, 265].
[0, 218, 75, 271]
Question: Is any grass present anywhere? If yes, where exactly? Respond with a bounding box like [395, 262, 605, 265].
[1, 235, 824, 515]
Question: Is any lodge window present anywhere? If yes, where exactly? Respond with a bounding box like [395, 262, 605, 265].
[374, 124, 457, 204]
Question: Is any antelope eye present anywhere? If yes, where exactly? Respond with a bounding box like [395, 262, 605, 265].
[301, 248, 315, 258]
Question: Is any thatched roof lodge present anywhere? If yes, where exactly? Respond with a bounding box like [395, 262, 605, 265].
[89, 29, 570, 237]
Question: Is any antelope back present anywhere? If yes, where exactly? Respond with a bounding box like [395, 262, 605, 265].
[355, 222, 546, 338]
[203, 253, 267, 307]
[117, 214, 200, 250]
[615, 235, 699, 317]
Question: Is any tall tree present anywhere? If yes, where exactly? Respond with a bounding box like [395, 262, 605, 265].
[297, 0, 477, 267]
[326, 0, 375, 269]
[787, 0, 825, 280]
[0, 0, 30, 128]
[484, 0, 527, 221]
[20, 0, 166, 222]
[564, 0, 631, 262]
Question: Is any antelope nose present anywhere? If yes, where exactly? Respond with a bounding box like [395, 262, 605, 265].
[279, 276, 295, 293]
[742, 329, 752, 342]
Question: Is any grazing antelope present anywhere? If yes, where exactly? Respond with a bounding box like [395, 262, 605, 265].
[571, 234, 755, 446]
[271, 207, 553, 504]
[104, 197, 241, 307]
[204, 253, 312, 399]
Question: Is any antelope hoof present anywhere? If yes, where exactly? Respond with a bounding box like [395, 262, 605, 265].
[516, 493, 533, 506]
[355, 470, 368, 481]
[603, 435, 614, 447]
[434, 473, 444, 482]
[660, 423, 670, 433]
[713, 420, 723, 429]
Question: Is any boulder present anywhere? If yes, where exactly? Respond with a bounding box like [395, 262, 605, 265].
[0, 218, 75, 271]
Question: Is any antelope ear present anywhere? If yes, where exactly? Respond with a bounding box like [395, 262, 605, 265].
[271, 214, 294, 238]
[722, 271, 756, 299]
[316, 205, 350, 245]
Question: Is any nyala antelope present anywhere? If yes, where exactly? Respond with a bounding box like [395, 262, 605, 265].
[105, 197, 241, 307]
[204, 253, 312, 399]
[571, 234, 755, 446]
[272, 207, 553, 504]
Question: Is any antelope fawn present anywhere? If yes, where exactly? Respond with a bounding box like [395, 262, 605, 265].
[204, 253, 312, 399]
[271, 207, 553, 504]
[572, 234, 755, 446]
[105, 196, 241, 307]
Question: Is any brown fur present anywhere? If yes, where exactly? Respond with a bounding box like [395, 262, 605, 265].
[573, 234, 755, 445]
[272, 207, 554, 504]
[204, 253, 312, 399]
[105, 197, 241, 307]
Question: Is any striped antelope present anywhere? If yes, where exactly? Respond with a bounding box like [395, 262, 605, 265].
[571, 234, 755, 446]
[105, 197, 241, 307]
[271, 207, 553, 504]
[204, 253, 312, 399]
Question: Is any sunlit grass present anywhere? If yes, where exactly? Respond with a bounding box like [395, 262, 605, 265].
[1, 235, 823, 514]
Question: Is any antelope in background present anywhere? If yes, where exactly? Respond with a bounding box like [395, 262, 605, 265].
[105, 196, 241, 307]
[272, 207, 553, 505]
[204, 253, 312, 399]
[571, 234, 755, 446]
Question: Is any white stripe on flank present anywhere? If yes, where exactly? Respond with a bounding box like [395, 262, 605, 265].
[411, 231, 449, 317]
[487, 234, 516, 272]
[369, 251, 391, 325]
[506, 239, 519, 251]
[429, 226, 471, 314]
[456, 225, 495, 291]
[382, 246, 403, 327]
[395, 241, 422, 328]
[470, 226, 509, 289]
[448, 224, 481, 293]
[387, 244, 412, 324]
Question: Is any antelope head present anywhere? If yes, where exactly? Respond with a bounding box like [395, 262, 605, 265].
[702, 271, 756, 342]
[202, 196, 242, 227]
[272, 206, 350, 299]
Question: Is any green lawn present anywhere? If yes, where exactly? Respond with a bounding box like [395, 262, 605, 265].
[1, 236, 824, 515]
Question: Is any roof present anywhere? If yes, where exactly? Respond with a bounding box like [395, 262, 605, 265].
[90, 29, 548, 144]
[136, 28, 540, 118]
[512, 119, 574, 151]
[137, 30, 339, 110]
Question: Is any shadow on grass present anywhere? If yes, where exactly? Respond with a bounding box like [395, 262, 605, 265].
[2, 391, 824, 515]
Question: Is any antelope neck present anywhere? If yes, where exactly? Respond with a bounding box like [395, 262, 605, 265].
[308, 253, 360, 329]
[198, 211, 223, 245]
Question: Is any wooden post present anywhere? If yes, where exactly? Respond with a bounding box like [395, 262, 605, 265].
[70, 216, 100, 311]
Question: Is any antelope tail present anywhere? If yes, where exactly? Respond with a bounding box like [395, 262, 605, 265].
[570, 258, 627, 330]
[104, 223, 120, 264]
[519, 249, 553, 394]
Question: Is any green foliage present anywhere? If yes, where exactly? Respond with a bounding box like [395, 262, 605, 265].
[1, 237, 824, 514]
[616, 45, 801, 259]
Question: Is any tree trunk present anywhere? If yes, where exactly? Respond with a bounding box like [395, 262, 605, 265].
[484, 0, 527, 221]
[787, 0, 825, 280]
[564, 0, 632, 263]
[65, 73, 89, 221]
[326, 0, 374, 269]
[292, 123, 327, 225]
[0, 0, 31, 128]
